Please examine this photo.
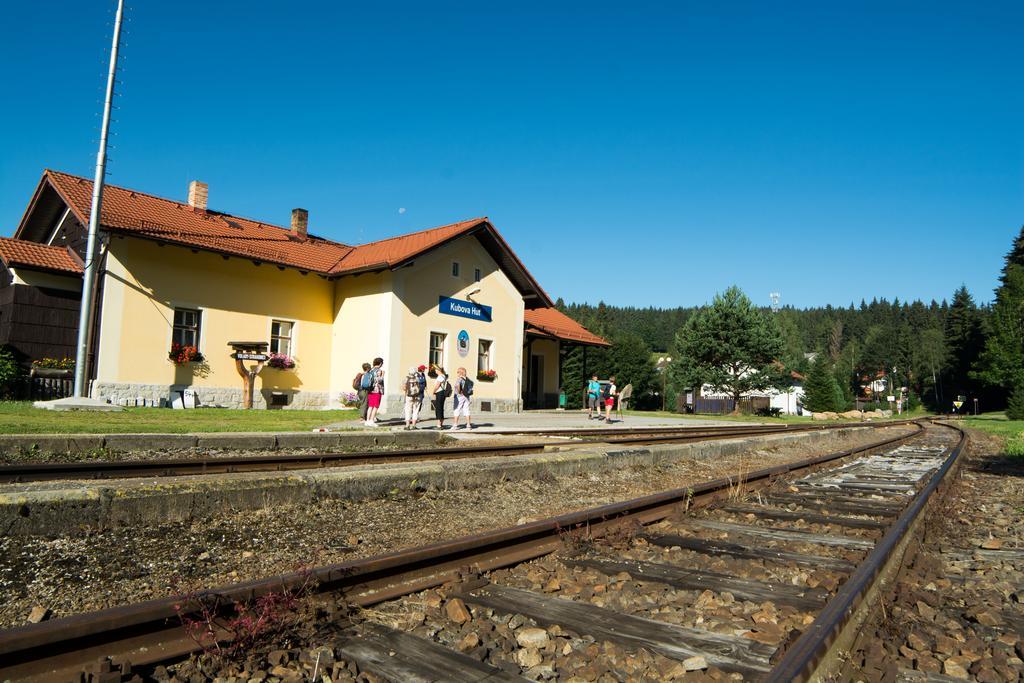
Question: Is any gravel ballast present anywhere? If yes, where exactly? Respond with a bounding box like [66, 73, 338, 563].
[846, 429, 1024, 681]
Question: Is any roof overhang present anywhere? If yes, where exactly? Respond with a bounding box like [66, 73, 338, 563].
[523, 308, 610, 348]
[389, 220, 553, 308]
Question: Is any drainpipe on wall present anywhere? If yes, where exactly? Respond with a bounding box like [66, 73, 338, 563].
[74, 0, 125, 398]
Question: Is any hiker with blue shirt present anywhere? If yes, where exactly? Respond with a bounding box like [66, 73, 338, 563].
[586, 374, 601, 419]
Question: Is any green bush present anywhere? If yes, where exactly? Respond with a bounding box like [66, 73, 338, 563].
[1005, 431, 1024, 457]
[1007, 385, 1024, 420]
[0, 346, 20, 398]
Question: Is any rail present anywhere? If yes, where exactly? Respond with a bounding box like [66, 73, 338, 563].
[765, 420, 967, 681]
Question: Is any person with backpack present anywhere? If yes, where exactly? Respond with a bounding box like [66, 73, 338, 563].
[603, 375, 618, 423]
[431, 364, 449, 429]
[402, 366, 422, 429]
[354, 362, 372, 419]
[364, 357, 385, 427]
[452, 367, 474, 431]
[586, 374, 601, 419]
[415, 365, 428, 418]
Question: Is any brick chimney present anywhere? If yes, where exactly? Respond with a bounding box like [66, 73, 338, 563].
[291, 208, 308, 240]
[187, 181, 208, 212]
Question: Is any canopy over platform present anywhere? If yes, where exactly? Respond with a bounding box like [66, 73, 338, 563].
[524, 308, 609, 347]
[522, 308, 609, 409]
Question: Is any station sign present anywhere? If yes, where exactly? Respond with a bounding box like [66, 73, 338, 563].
[439, 296, 492, 322]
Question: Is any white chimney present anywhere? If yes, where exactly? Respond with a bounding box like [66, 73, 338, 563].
[187, 180, 208, 212]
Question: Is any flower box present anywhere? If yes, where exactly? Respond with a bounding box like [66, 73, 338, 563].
[477, 370, 497, 382]
[31, 367, 73, 379]
[169, 343, 204, 365]
[266, 353, 296, 370]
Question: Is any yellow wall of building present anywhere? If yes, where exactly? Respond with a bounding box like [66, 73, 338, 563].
[96, 238, 335, 396]
[329, 270, 396, 402]
[391, 236, 525, 405]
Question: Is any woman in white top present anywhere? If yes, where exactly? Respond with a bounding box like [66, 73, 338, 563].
[431, 365, 448, 429]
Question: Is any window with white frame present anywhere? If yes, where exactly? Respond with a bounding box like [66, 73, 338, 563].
[172, 308, 201, 348]
[429, 332, 446, 369]
[270, 319, 294, 356]
[478, 339, 492, 373]
[451, 261, 460, 277]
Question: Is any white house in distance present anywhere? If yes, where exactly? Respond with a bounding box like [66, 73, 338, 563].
[696, 370, 807, 415]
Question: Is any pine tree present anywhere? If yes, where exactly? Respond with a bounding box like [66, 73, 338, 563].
[944, 286, 984, 401]
[559, 347, 585, 410]
[977, 227, 1024, 402]
[803, 357, 843, 413]
[669, 286, 785, 409]
[606, 333, 658, 408]
[1007, 384, 1024, 420]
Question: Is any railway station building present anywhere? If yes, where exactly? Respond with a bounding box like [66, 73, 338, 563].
[0, 170, 608, 412]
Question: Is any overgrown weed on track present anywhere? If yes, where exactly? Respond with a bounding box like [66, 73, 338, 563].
[556, 521, 594, 555]
[169, 560, 328, 669]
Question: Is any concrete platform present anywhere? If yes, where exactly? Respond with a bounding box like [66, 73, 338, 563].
[33, 397, 123, 412]
[0, 426, 889, 536]
[0, 429, 444, 456]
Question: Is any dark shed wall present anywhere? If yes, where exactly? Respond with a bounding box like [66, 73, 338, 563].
[0, 272, 81, 363]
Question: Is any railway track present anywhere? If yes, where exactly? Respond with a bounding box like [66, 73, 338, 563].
[0, 419, 961, 682]
[0, 419, 913, 484]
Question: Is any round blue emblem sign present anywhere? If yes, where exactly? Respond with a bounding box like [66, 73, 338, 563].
[457, 330, 470, 357]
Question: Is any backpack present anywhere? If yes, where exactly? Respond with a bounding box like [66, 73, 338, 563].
[407, 377, 421, 397]
[601, 383, 611, 399]
[352, 372, 363, 391]
[360, 370, 374, 390]
[461, 378, 474, 397]
[443, 379, 453, 398]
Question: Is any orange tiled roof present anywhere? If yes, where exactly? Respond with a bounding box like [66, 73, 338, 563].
[0, 237, 83, 275]
[41, 170, 492, 276]
[45, 170, 354, 273]
[524, 308, 610, 347]
[337, 218, 487, 272]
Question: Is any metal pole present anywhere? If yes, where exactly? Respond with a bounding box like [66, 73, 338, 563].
[74, 0, 125, 397]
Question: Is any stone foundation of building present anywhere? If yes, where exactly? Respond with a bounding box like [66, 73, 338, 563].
[92, 382, 332, 410]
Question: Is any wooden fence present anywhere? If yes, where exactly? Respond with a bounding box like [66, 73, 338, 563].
[12, 375, 74, 401]
[688, 396, 771, 415]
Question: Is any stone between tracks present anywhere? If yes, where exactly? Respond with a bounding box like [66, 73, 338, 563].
[0, 427, 888, 536]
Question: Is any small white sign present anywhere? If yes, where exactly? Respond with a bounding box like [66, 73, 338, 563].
[886, 395, 895, 402]
[171, 389, 197, 409]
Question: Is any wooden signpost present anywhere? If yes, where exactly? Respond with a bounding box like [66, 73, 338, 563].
[228, 341, 269, 409]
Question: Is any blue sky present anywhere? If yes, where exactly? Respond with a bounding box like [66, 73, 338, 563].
[1, 1, 1020, 308]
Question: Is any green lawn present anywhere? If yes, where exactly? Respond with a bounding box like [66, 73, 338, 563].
[961, 412, 1024, 439]
[0, 401, 362, 434]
